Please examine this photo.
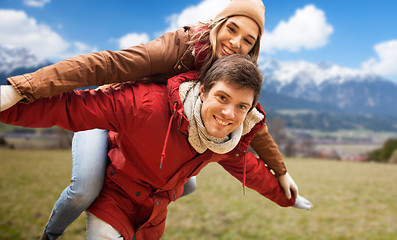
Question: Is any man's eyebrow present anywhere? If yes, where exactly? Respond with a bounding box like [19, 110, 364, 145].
[229, 21, 257, 42]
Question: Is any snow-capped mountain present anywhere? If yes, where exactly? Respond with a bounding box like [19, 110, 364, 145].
[0, 46, 50, 84]
[0, 46, 49, 74]
[258, 58, 397, 117]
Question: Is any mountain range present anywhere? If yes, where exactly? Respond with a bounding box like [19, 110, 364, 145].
[1, 46, 396, 127]
[0, 46, 50, 85]
[258, 58, 397, 117]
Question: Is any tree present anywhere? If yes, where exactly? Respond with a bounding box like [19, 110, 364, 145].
[389, 149, 397, 164]
[368, 138, 397, 163]
[380, 138, 397, 161]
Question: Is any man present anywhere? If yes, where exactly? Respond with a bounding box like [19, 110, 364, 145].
[1, 54, 311, 239]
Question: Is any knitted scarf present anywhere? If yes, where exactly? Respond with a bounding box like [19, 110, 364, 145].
[179, 81, 264, 154]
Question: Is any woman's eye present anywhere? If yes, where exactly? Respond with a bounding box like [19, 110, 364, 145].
[244, 38, 253, 45]
[239, 105, 248, 111]
[228, 26, 236, 33]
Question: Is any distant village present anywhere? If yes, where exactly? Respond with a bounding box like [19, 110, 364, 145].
[2, 125, 397, 164]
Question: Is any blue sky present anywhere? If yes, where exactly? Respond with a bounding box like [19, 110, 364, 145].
[1, 0, 396, 82]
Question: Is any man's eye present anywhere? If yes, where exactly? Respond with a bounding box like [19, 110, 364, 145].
[218, 95, 227, 101]
[239, 105, 248, 111]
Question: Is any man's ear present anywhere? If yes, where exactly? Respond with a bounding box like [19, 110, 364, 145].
[199, 85, 205, 101]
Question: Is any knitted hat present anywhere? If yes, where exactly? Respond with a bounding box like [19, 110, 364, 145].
[214, 0, 265, 35]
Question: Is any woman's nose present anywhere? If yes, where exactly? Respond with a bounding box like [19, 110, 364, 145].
[230, 36, 241, 49]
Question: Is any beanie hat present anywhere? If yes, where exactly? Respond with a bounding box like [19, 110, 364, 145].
[214, 0, 265, 35]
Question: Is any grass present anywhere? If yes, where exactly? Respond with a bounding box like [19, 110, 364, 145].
[1, 149, 397, 239]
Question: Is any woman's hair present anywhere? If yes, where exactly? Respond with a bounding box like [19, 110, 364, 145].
[200, 54, 263, 111]
[190, 17, 261, 79]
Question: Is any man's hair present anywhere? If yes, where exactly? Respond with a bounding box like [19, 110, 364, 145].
[200, 54, 263, 111]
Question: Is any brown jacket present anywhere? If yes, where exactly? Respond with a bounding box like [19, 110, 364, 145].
[6, 26, 286, 175]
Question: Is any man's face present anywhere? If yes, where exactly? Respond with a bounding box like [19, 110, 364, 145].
[200, 79, 254, 138]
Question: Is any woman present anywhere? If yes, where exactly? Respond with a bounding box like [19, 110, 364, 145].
[0, 1, 298, 239]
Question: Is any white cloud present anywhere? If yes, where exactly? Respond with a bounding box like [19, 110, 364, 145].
[60, 41, 98, 59]
[118, 0, 229, 47]
[118, 33, 150, 49]
[164, 0, 229, 33]
[0, 9, 96, 60]
[24, 0, 51, 7]
[0, 9, 68, 59]
[362, 40, 397, 77]
[261, 5, 333, 54]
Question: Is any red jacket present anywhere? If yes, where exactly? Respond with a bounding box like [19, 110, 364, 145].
[1, 71, 295, 239]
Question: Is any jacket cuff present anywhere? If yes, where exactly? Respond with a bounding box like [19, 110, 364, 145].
[7, 74, 34, 103]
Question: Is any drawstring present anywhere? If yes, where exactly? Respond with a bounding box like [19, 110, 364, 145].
[242, 154, 247, 195]
[160, 101, 178, 169]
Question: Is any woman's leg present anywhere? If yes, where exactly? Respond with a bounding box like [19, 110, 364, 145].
[86, 213, 124, 240]
[44, 129, 109, 240]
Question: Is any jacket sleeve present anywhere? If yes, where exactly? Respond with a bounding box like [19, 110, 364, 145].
[218, 152, 295, 207]
[0, 86, 133, 133]
[7, 27, 191, 103]
[250, 124, 287, 176]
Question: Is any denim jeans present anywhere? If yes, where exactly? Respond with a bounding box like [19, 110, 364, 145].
[86, 213, 127, 240]
[45, 129, 109, 240]
[44, 129, 197, 239]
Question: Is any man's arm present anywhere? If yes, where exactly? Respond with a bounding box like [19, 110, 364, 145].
[1, 85, 127, 133]
[218, 152, 295, 207]
[218, 153, 312, 210]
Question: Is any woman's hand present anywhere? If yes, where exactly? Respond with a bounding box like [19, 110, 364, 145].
[1, 85, 23, 111]
[278, 172, 298, 199]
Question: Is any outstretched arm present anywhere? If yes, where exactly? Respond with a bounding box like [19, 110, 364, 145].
[1, 85, 130, 133]
[218, 152, 295, 207]
[6, 27, 192, 103]
[218, 152, 311, 210]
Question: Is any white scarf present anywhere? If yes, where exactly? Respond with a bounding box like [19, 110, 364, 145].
[179, 81, 264, 154]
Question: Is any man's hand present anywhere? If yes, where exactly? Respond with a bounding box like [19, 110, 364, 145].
[278, 172, 298, 199]
[1, 85, 23, 111]
[293, 195, 313, 210]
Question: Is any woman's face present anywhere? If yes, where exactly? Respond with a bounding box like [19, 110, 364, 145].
[215, 16, 259, 59]
[200, 79, 254, 139]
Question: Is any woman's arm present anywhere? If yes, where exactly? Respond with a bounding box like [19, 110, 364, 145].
[6, 27, 192, 103]
[250, 124, 299, 199]
[250, 124, 287, 176]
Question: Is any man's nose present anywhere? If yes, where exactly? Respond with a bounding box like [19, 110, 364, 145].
[221, 105, 235, 119]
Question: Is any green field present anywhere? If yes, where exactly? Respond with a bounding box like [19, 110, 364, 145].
[1, 149, 397, 239]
